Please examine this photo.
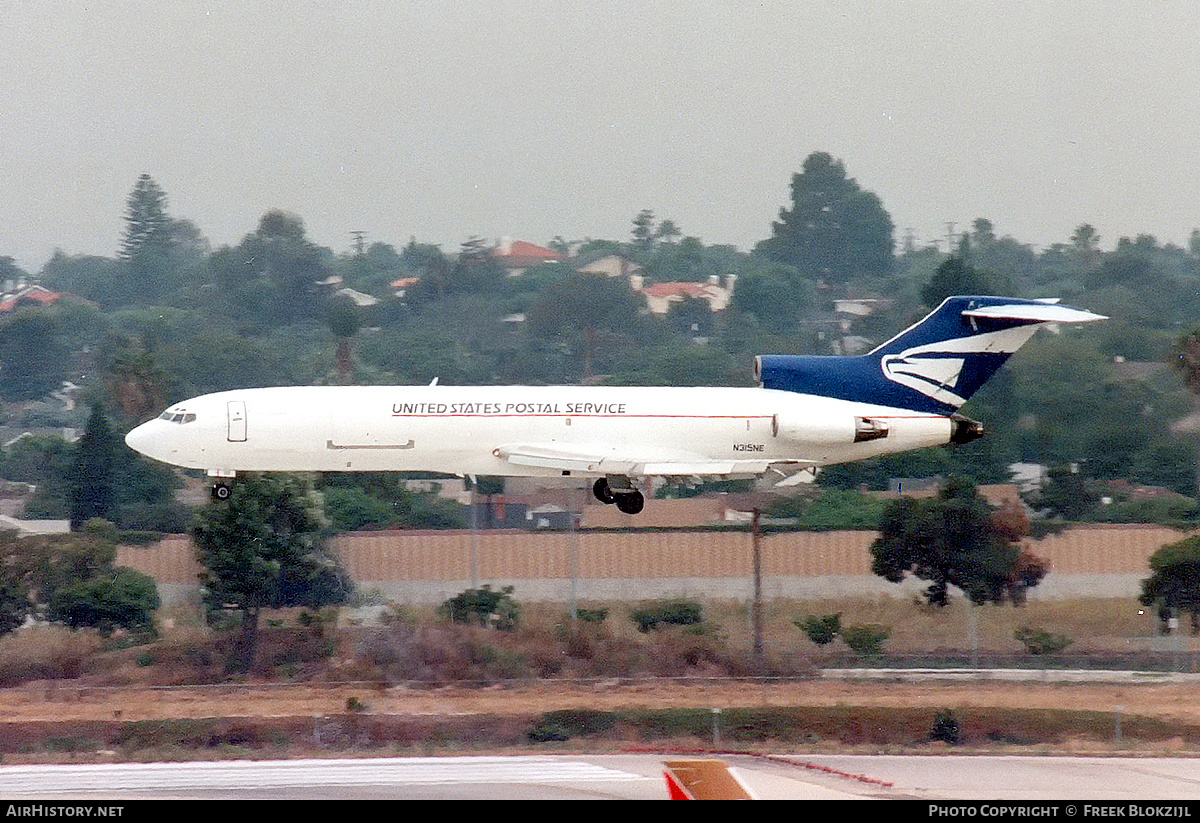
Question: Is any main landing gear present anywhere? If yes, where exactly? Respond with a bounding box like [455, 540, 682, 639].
[592, 477, 645, 515]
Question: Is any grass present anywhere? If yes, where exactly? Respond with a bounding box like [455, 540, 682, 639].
[0, 596, 1180, 691]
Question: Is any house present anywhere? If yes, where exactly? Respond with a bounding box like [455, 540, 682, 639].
[333, 287, 379, 308]
[833, 298, 892, 318]
[390, 276, 421, 299]
[492, 239, 566, 277]
[573, 251, 644, 281]
[640, 275, 737, 316]
[0, 283, 68, 313]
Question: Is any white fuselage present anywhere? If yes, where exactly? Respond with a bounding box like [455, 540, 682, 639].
[125, 384, 954, 479]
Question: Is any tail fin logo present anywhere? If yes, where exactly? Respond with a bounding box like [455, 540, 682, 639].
[878, 324, 1042, 409]
[881, 351, 967, 407]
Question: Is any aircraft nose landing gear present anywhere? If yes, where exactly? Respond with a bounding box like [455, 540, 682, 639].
[208, 470, 238, 501]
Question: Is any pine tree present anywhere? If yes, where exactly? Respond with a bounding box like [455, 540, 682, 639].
[119, 174, 170, 262]
[69, 406, 117, 530]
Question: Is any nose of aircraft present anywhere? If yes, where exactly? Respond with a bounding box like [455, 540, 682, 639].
[124, 420, 161, 460]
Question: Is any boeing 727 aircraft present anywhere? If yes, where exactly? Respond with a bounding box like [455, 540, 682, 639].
[125, 296, 1104, 514]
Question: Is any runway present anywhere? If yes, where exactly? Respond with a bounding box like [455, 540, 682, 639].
[3, 754, 1199, 800]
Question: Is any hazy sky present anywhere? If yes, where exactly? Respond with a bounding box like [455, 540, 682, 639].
[4, 1, 1200, 271]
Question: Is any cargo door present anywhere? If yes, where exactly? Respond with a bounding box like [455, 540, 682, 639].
[227, 400, 247, 442]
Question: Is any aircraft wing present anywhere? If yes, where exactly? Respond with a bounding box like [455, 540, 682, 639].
[493, 442, 813, 477]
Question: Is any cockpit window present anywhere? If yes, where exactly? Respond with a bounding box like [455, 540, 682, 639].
[159, 410, 197, 424]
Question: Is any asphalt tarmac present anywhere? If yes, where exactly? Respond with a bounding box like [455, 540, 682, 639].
[3, 753, 1199, 800]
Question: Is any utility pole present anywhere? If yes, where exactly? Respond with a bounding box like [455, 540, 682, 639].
[752, 508, 764, 673]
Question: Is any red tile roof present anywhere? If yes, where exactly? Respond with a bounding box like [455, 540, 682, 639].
[493, 241, 565, 262]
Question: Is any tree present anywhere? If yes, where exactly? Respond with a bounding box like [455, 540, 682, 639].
[116, 174, 198, 306]
[731, 263, 811, 333]
[1140, 535, 1200, 635]
[211, 210, 333, 324]
[757, 151, 894, 281]
[0, 531, 32, 636]
[102, 334, 169, 424]
[1029, 466, 1099, 521]
[525, 272, 646, 379]
[1171, 327, 1200, 496]
[632, 209, 656, 253]
[3, 524, 159, 635]
[119, 174, 170, 263]
[0, 308, 70, 401]
[326, 294, 361, 384]
[921, 256, 999, 307]
[47, 567, 160, 636]
[192, 474, 349, 671]
[870, 477, 1044, 607]
[69, 407, 118, 531]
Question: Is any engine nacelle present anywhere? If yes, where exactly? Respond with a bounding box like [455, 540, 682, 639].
[771, 413, 890, 445]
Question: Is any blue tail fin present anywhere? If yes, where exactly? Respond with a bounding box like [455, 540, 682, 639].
[755, 296, 1105, 415]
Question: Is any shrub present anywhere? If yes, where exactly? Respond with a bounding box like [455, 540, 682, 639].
[438, 585, 521, 631]
[842, 623, 890, 657]
[576, 607, 608, 623]
[795, 613, 841, 645]
[527, 709, 616, 743]
[629, 599, 703, 633]
[930, 709, 962, 744]
[1014, 626, 1073, 655]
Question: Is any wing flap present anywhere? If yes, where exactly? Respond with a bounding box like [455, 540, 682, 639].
[495, 443, 806, 477]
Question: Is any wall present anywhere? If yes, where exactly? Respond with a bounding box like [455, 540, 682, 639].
[116, 524, 1190, 606]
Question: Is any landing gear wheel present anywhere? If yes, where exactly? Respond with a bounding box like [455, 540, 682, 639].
[592, 477, 616, 505]
[211, 482, 232, 501]
[614, 490, 645, 515]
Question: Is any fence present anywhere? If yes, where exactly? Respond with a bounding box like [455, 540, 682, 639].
[115, 523, 1191, 606]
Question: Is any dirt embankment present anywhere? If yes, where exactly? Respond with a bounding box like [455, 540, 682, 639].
[2, 679, 1199, 724]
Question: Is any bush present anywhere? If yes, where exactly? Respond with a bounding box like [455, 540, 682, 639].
[930, 709, 962, 744]
[629, 599, 703, 633]
[1014, 626, 1073, 655]
[438, 585, 521, 631]
[795, 613, 841, 645]
[576, 607, 608, 623]
[527, 710, 616, 743]
[842, 623, 890, 657]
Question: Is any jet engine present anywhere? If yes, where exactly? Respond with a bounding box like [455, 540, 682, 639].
[771, 413, 890, 445]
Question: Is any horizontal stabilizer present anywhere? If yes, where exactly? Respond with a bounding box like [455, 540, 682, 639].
[962, 303, 1107, 324]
